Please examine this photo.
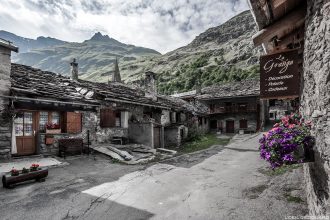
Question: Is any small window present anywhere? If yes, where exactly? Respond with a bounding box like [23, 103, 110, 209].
[51, 112, 60, 124]
[115, 112, 121, 127]
[100, 108, 121, 128]
[198, 117, 202, 126]
[170, 112, 176, 123]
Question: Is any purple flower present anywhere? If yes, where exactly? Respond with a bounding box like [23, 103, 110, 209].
[283, 154, 294, 162]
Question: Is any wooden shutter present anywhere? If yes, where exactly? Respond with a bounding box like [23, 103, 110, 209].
[100, 108, 116, 128]
[65, 112, 82, 133]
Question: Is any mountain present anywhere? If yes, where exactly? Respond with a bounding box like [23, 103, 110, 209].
[104, 10, 262, 95]
[7, 32, 161, 79]
[3, 10, 261, 95]
[0, 30, 65, 54]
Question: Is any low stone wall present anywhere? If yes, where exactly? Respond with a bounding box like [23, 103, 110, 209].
[301, 0, 330, 215]
[164, 125, 188, 147]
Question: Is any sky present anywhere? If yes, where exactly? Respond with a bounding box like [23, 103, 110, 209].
[0, 0, 249, 53]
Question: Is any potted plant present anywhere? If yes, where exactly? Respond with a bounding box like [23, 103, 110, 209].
[22, 167, 29, 174]
[30, 163, 40, 172]
[259, 112, 315, 169]
[10, 168, 19, 176]
[3, 164, 48, 188]
[45, 123, 61, 134]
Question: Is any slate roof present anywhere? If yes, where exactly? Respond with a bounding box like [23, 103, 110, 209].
[10, 63, 203, 114]
[197, 79, 260, 100]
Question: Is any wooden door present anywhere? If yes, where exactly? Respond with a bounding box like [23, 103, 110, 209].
[226, 120, 235, 133]
[153, 126, 161, 148]
[15, 111, 36, 156]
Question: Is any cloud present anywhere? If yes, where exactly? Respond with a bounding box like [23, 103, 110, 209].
[0, 0, 249, 53]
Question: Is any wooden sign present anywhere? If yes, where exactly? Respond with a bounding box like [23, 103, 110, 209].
[260, 49, 300, 99]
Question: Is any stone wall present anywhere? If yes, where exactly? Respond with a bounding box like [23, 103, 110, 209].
[128, 122, 153, 147]
[301, 0, 330, 215]
[0, 46, 13, 159]
[164, 125, 188, 147]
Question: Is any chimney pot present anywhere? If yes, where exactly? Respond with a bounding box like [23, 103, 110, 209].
[70, 58, 78, 81]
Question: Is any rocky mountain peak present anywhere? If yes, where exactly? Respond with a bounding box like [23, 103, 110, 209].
[90, 32, 110, 41]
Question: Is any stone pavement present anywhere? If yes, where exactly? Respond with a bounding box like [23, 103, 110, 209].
[0, 134, 307, 220]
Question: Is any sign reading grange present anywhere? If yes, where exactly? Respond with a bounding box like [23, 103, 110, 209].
[260, 49, 300, 99]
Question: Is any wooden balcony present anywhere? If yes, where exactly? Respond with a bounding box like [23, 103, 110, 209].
[209, 105, 257, 114]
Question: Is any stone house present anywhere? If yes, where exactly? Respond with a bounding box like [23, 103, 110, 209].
[197, 79, 262, 134]
[248, 0, 330, 215]
[172, 79, 265, 134]
[0, 39, 205, 158]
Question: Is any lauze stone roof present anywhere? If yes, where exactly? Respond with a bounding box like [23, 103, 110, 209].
[10, 63, 204, 114]
[197, 79, 260, 100]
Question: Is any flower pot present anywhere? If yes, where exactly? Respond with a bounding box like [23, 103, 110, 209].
[46, 129, 61, 134]
[2, 167, 48, 188]
[45, 137, 54, 145]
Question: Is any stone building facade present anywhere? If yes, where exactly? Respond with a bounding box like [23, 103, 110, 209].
[0, 40, 17, 159]
[0, 39, 206, 158]
[301, 0, 330, 215]
[248, 0, 330, 215]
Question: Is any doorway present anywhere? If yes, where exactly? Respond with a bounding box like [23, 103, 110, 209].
[14, 111, 37, 156]
[226, 120, 235, 133]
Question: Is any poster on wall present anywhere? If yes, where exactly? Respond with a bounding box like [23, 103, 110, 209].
[260, 49, 300, 99]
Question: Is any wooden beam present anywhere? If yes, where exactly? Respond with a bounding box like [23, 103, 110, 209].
[252, 6, 306, 46]
[263, 26, 304, 53]
[248, 0, 269, 29]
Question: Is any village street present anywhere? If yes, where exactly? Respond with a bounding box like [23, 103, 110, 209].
[0, 134, 308, 220]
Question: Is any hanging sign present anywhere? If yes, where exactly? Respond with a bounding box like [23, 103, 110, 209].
[260, 49, 300, 99]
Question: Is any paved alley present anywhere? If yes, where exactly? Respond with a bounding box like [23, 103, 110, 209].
[0, 134, 308, 220]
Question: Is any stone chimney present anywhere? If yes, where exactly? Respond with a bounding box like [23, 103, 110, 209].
[112, 57, 121, 83]
[145, 71, 157, 101]
[70, 58, 78, 81]
[0, 38, 18, 159]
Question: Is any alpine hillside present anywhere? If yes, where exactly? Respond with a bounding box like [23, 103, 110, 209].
[100, 10, 261, 95]
[5, 32, 161, 79]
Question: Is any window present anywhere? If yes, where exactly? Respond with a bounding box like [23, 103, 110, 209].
[210, 104, 215, 112]
[115, 112, 121, 127]
[238, 103, 248, 112]
[100, 108, 121, 128]
[39, 112, 48, 131]
[14, 112, 34, 137]
[198, 117, 202, 126]
[65, 112, 82, 133]
[170, 112, 176, 123]
[51, 112, 60, 124]
[239, 119, 248, 129]
[38, 111, 61, 132]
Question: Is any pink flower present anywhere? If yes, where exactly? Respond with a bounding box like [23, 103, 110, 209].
[273, 123, 280, 127]
[288, 124, 295, 128]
